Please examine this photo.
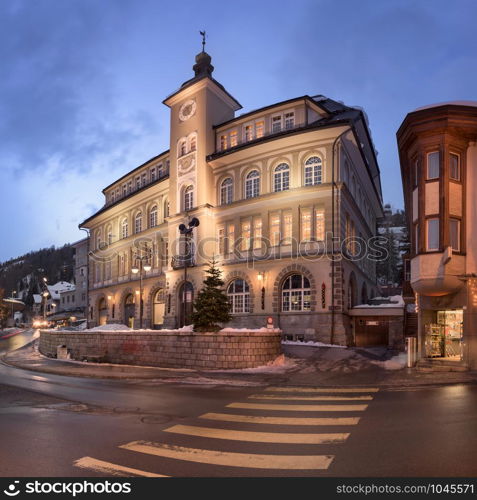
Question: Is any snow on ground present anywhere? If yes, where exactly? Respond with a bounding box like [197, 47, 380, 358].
[371, 353, 407, 370]
[87, 324, 132, 331]
[282, 340, 347, 349]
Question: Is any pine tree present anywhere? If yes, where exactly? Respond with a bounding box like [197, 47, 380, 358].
[191, 260, 231, 332]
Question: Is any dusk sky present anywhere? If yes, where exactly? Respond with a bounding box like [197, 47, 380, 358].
[0, 0, 476, 262]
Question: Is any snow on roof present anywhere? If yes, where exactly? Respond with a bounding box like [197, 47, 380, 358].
[354, 295, 405, 308]
[33, 294, 42, 303]
[47, 281, 75, 299]
[414, 101, 477, 112]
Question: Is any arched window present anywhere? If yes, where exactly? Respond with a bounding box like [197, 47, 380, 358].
[121, 218, 128, 239]
[282, 274, 311, 312]
[189, 136, 197, 152]
[227, 279, 250, 314]
[304, 156, 322, 186]
[220, 178, 233, 205]
[184, 185, 193, 211]
[245, 170, 260, 199]
[149, 205, 158, 228]
[274, 163, 290, 192]
[135, 212, 142, 234]
[178, 140, 187, 157]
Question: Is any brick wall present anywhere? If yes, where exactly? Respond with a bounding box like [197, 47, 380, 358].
[39, 329, 282, 369]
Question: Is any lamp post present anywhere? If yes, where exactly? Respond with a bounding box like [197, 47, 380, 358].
[42, 291, 49, 321]
[178, 217, 200, 327]
[131, 257, 151, 329]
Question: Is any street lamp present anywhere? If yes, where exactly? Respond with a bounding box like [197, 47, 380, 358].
[178, 217, 200, 327]
[42, 291, 49, 321]
[131, 257, 151, 329]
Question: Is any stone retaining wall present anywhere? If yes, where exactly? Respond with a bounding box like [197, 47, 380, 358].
[39, 329, 282, 369]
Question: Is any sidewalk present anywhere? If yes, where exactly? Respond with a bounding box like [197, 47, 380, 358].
[2, 339, 477, 388]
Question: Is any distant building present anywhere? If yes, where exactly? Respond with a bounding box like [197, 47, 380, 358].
[80, 48, 383, 345]
[397, 101, 477, 369]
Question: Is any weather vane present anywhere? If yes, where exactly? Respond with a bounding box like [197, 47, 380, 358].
[200, 30, 206, 52]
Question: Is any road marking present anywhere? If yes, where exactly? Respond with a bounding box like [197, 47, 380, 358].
[249, 394, 373, 401]
[164, 424, 350, 444]
[120, 441, 334, 470]
[200, 413, 361, 426]
[74, 456, 167, 477]
[227, 402, 368, 412]
[265, 387, 379, 393]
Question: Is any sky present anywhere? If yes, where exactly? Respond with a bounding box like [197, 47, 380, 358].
[0, 0, 476, 262]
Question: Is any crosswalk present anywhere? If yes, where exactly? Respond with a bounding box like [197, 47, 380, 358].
[73, 385, 379, 476]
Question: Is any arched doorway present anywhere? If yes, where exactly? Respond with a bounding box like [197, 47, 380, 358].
[124, 294, 135, 329]
[153, 289, 165, 329]
[98, 297, 108, 326]
[178, 282, 193, 328]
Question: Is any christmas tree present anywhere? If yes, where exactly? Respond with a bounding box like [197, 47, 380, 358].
[192, 259, 231, 332]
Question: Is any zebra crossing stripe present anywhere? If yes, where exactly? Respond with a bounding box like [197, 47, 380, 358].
[120, 441, 334, 470]
[74, 456, 167, 477]
[164, 424, 350, 444]
[249, 394, 373, 401]
[200, 413, 361, 426]
[227, 402, 368, 412]
[265, 387, 379, 393]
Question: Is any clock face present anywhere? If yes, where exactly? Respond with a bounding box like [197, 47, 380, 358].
[179, 99, 196, 122]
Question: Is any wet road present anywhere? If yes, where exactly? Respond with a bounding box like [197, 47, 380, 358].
[1, 332, 477, 477]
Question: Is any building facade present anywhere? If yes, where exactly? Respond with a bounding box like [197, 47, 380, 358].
[80, 49, 383, 345]
[397, 101, 477, 368]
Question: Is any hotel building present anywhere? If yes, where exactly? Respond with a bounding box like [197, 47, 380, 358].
[80, 49, 383, 345]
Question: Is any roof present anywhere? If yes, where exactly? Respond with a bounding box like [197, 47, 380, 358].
[413, 100, 477, 112]
[47, 282, 75, 300]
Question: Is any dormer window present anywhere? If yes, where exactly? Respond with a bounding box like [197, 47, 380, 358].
[220, 135, 227, 151]
[151, 166, 157, 182]
[256, 121, 264, 138]
[244, 124, 253, 142]
[284, 112, 295, 130]
[272, 115, 282, 133]
[230, 130, 238, 147]
[135, 176, 141, 190]
[427, 152, 440, 180]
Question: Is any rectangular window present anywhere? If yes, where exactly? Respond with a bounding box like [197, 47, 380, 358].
[301, 208, 312, 242]
[255, 121, 264, 138]
[284, 111, 295, 130]
[123, 184, 127, 197]
[142, 172, 147, 186]
[415, 223, 419, 254]
[272, 115, 282, 133]
[283, 211, 292, 245]
[241, 221, 251, 251]
[217, 226, 225, 255]
[151, 167, 157, 182]
[427, 218, 439, 251]
[127, 181, 132, 194]
[230, 130, 238, 147]
[449, 153, 460, 181]
[404, 259, 411, 282]
[244, 124, 253, 142]
[136, 176, 141, 189]
[253, 218, 262, 249]
[414, 159, 419, 187]
[315, 210, 325, 240]
[427, 152, 440, 180]
[450, 218, 460, 252]
[220, 135, 227, 151]
[270, 213, 281, 246]
[227, 223, 235, 254]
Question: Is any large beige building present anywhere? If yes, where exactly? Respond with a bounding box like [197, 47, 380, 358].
[80, 49, 383, 345]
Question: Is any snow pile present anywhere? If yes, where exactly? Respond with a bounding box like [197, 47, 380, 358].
[220, 327, 281, 333]
[87, 324, 132, 332]
[177, 324, 194, 332]
[354, 295, 405, 308]
[371, 352, 407, 371]
[282, 340, 347, 349]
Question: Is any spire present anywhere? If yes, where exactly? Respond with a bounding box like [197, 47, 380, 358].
[192, 30, 213, 78]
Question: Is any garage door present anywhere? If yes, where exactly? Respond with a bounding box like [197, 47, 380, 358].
[355, 317, 389, 346]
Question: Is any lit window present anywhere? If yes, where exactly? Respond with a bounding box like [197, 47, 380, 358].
[217, 226, 225, 255]
[220, 177, 233, 205]
[301, 208, 312, 242]
[253, 218, 262, 249]
[227, 279, 250, 314]
[230, 130, 238, 147]
[274, 163, 290, 192]
[284, 111, 295, 130]
[135, 212, 142, 234]
[220, 135, 227, 151]
[227, 223, 235, 253]
[427, 218, 439, 251]
[283, 211, 292, 245]
[450, 153, 460, 181]
[245, 170, 260, 199]
[427, 152, 440, 179]
[149, 205, 158, 228]
[272, 116, 282, 133]
[121, 219, 128, 239]
[256, 121, 264, 138]
[282, 274, 311, 312]
[244, 124, 253, 141]
[450, 218, 460, 252]
[184, 185, 193, 211]
[304, 156, 322, 186]
[270, 213, 281, 247]
[241, 221, 251, 251]
[315, 210, 325, 240]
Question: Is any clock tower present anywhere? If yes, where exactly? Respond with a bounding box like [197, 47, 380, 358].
[163, 48, 241, 269]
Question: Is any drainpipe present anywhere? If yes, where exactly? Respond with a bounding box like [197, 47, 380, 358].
[330, 127, 352, 345]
